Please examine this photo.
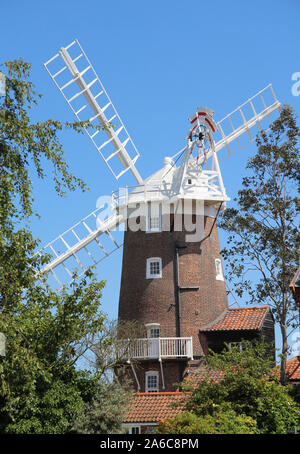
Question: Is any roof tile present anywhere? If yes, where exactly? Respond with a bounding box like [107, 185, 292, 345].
[286, 356, 300, 380]
[201, 306, 270, 332]
[124, 392, 187, 423]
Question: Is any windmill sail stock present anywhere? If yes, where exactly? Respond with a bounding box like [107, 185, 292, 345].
[210, 84, 280, 162]
[38, 40, 281, 289]
[35, 207, 124, 289]
[44, 39, 143, 184]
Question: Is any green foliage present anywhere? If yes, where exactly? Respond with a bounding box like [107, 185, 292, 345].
[0, 60, 90, 230]
[0, 59, 129, 434]
[156, 410, 258, 434]
[218, 105, 300, 383]
[158, 342, 300, 434]
[0, 260, 106, 433]
[289, 384, 300, 405]
[202, 339, 276, 379]
[72, 380, 134, 434]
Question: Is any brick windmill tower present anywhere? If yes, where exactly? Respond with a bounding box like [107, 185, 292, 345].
[39, 40, 280, 394]
[117, 109, 230, 392]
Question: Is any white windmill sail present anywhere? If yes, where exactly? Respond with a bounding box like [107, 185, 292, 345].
[207, 84, 280, 162]
[44, 39, 143, 184]
[36, 208, 124, 289]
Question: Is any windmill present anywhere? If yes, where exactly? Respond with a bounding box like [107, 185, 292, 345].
[40, 39, 281, 391]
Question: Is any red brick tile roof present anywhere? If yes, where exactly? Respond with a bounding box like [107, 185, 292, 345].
[184, 366, 224, 386]
[201, 306, 270, 332]
[124, 392, 187, 423]
[286, 356, 300, 381]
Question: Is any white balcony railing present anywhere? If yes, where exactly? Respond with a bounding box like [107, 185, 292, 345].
[117, 337, 193, 361]
[111, 176, 225, 209]
[112, 181, 174, 208]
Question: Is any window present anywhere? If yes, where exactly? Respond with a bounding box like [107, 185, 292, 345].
[149, 216, 160, 231]
[187, 178, 192, 185]
[145, 371, 159, 392]
[149, 328, 160, 338]
[145, 323, 160, 339]
[146, 258, 162, 279]
[215, 258, 224, 281]
[146, 204, 161, 232]
[125, 426, 141, 434]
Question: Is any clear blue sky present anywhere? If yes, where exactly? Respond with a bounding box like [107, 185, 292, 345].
[1, 1, 299, 357]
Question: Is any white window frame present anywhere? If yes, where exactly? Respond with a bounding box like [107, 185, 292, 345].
[146, 204, 162, 233]
[145, 371, 159, 393]
[124, 425, 141, 434]
[123, 423, 157, 434]
[215, 258, 224, 281]
[145, 323, 160, 339]
[146, 257, 162, 279]
[130, 426, 141, 434]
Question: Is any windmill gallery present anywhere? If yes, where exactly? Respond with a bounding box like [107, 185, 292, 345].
[37, 40, 282, 433]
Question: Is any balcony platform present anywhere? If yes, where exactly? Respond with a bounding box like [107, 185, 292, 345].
[118, 337, 193, 361]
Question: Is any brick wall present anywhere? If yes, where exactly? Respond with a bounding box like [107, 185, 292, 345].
[118, 213, 228, 391]
[122, 360, 186, 392]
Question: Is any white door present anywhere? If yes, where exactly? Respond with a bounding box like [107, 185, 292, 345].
[147, 327, 160, 358]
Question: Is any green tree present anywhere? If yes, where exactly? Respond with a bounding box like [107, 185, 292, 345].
[72, 379, 133, 434]
[0, 265, 106, 433]
[71, 319, 146, 434]
[289, 383, 300, 405]
[159, 341, 299, 434]
[156, 410, 258, 434]
[218, 106, 300, 384]
[0, 59, 88, 229]
[0, 59, 128, 433]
